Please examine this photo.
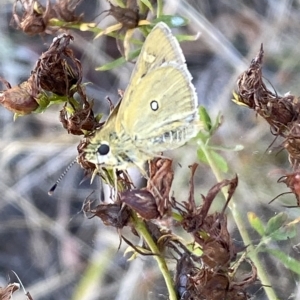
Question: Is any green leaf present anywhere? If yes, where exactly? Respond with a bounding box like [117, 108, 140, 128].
[197, 147, 208, 164]
[265, 248, 300, 275]
[115, 0, 126, 8]
[96, 57, 127, 71]
[175, 33, 199, 42]
[140, 0, 154, 12]
[96, 49, 141, 71]
[208, 144, 244, 152]
[210, 150, 228, 172]
[270, 223, 296, 241]
[197, 149, 228, 173]
[199, 106, 212, 131]
[153, 15, 189, 27]
[210, 112, 223, 135]
[247, 212, 265, 236]
[196, 131, 209, 144]
[34, 92, 68, 113]
[265, 212, 288, 236]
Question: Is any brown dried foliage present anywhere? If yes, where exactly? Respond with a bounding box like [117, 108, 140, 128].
[33, 34, 82, 96]
[0, 283, 19, 300]
[108, 2, 140, 30]
[78, 125, 257, 298]
[0, 76, 39, 115]
[0, 282, 33, 300]
[103, 0, 153, 58]
[172, 166, 256, 299]
[85, 199, 131, 229]
[235, 44, 300, 204]
[60, 98, 99, 135]
[0, 33, 92, 124]
[11, 0, 83, 36]
[86, 161, 257, 299]
[236, 45, 298, 136]
[115, 158, 173, 219]
[120, 190, 160, 220]
[277, 171, 300, 206]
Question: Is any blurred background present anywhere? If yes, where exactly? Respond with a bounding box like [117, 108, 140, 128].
[0, 0, 300, 299]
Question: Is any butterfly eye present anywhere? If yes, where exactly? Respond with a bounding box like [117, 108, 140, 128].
[97, 143, 110, 155]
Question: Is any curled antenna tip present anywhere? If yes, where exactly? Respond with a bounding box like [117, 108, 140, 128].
[48, 159, 77, 195]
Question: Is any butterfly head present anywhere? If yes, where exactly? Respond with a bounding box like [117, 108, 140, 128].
[84, 140, 119, 168]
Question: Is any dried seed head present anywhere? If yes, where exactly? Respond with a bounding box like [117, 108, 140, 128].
[277, 171, 300, 206]
[108, 3, 140, 29]
[53, 0, 83, 23]
[283, 123, 300, 168]
[120, 190, 160, 220]
[12, 0, 51, 35]
[12, 0, 83, 36]
[147, 158, 174, 217]
[235, 45, 298, 136]
[174, 254, 199, 299]
[34, 34, 82, 96]
[86, 201, 131, 228]
[60, 100, 99, 135]
[77, 138, 97, 173]
[0, 78, 39, 115]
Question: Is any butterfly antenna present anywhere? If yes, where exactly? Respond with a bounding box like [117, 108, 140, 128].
[48, 159, 77, 195]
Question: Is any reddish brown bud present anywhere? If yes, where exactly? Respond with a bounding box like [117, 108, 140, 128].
[120, 190, 160, 220]
[87, 202, 131, 228]
[0, 79, 39, 115]
[108, 4, 140, 29]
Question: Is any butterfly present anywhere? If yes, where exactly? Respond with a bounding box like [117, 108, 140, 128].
[84, 22, 201, 173]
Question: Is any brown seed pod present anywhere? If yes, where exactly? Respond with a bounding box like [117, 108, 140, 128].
[52, 0, 83, 23]
[120, 190, 160, 220]
[60, 100, 98, 135]
[11, 0, 83, 36]
[108, 3, 140, 30]
[12, 0, 52, 35]
[85, 200, 131, 228]
[277, 171, 300, 206]
[235, 44, 299, 136]
[147, 158, 174, 217]
[33, 34, 82, 96]
[0, 77, 39, 115]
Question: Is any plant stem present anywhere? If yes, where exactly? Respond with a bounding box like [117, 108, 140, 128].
[131, 212, 177, 300]
[157, 0, 163, 18]
[199, 141, 279, 300]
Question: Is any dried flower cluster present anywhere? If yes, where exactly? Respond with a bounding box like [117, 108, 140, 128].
[173, 166, 257, 299]
[12, 0, 83, 35]
[235, 45, 300, 205]
[84, 163, 257, 299]
[0, 33, 83, 116]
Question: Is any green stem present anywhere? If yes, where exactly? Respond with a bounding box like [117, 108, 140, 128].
[157, 0, 164, 18]
[131, 212, 177, 300]
[199, 141, 279, 300]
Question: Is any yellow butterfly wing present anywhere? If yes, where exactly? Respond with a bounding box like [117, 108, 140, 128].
[115, 22, 200, 155]
[84, 22, 201, 169]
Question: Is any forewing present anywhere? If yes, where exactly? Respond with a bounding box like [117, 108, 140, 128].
[119, 64, 200, 153]
[115, 22, 186, 132]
